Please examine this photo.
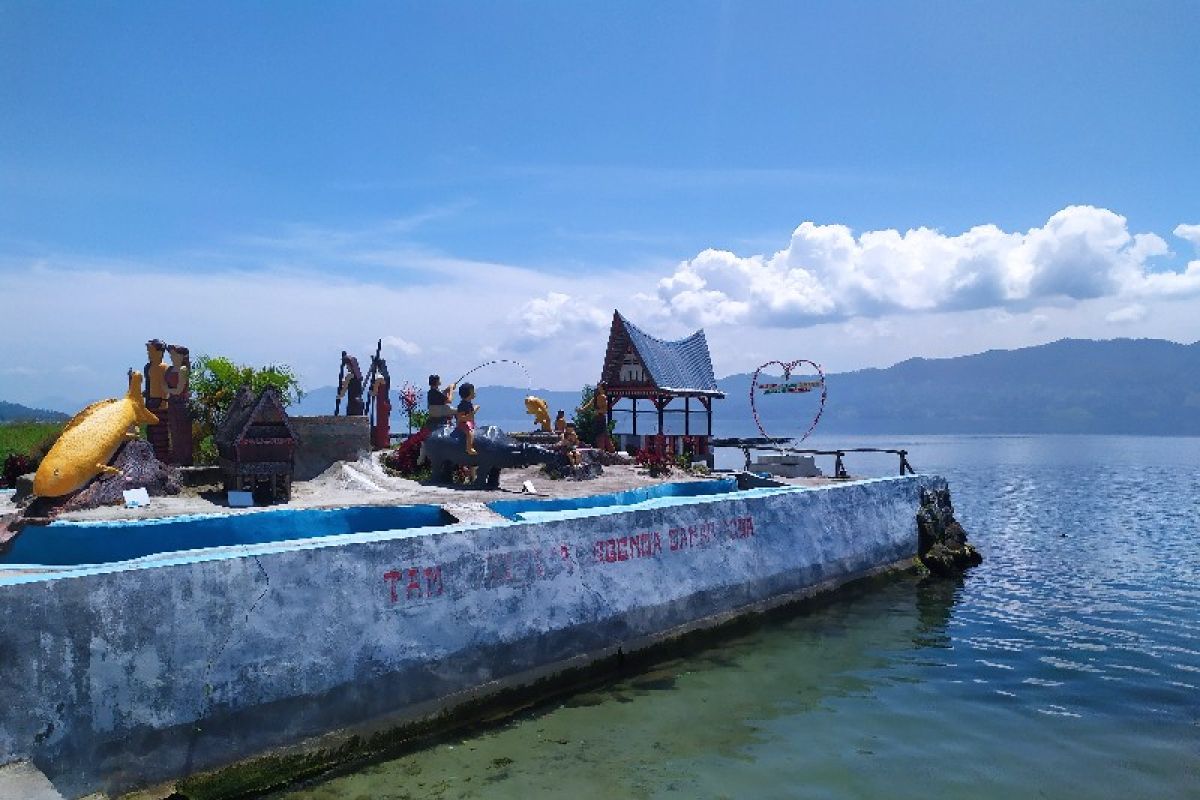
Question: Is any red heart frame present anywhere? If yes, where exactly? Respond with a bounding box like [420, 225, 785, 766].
[749, 359, 827, 445]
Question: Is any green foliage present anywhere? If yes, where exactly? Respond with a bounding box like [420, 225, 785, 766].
[572, 384, 614, 445]
[0, 421, 62, 488]
[408, 408, 429, 432]
[189, 355, 305, 465]
[381, 430, 432, 481]
[0, 422, 63, 463]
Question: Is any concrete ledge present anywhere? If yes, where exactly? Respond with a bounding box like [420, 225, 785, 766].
[0, 474, 943, 798]
[290, 415, 370, 480]
[0, 760, 65, 800]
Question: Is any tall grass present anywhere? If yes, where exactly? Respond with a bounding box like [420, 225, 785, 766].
[0, 422, 64, 462]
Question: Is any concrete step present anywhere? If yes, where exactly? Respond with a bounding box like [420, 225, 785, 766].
[441, 501, 509, 525]
[0, 760, 66, 800]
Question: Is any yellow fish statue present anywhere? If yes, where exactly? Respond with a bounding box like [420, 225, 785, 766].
[34, 370, 161, 498]
[524, 395, 552, 433]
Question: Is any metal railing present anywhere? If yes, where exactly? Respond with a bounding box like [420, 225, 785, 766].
[710, 437, 916, 478]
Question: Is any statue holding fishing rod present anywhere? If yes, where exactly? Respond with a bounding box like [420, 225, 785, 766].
[423, 374, 457, 431]
[414, 357, 562, 487]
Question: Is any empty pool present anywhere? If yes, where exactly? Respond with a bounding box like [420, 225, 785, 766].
[487, 477, 740, 522]
[2, 504, 454, 567]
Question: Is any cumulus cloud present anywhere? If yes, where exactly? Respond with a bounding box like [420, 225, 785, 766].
[506, 292, 609, 349]
[1175, 223, 1200, 248]
[382, 336, 421, 357]
[653, 206, 1198, 327]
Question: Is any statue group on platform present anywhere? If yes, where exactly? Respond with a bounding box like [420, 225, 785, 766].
[335, 344, 395, 450]
[332, 347, 615, 477]
[143, 339, 192, 466]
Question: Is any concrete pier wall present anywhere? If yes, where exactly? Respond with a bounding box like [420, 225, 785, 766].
[0, 474, 943, 798]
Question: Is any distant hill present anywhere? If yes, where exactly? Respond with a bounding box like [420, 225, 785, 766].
[717, 338, 1200, 436]
[0, 401, 69, 423]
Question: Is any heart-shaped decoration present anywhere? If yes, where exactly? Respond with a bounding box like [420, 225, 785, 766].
[749, 359, 827, 445]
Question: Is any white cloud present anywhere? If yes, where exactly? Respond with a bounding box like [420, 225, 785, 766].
[1105, 303, 1148, 324]
[382, 336, 421, 357]
[506, 292, 610, 349]
[1174, 223, 1200, 248]
[653, 205, 1196, 327]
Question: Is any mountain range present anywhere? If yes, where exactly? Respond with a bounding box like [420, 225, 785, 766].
[295, 338, 1200, 437]
[0, 401, 69, 423]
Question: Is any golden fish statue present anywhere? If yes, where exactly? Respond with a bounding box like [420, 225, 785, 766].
[524, 395, 552, 433]
[34, 371, 161, 497]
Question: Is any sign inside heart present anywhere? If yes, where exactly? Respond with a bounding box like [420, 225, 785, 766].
[749, 359, 827, 444]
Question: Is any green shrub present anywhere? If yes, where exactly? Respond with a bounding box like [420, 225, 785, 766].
[189, 355, 304, 465]
[573, 384, 615, 445]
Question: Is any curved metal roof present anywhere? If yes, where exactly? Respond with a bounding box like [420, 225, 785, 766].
[612, 312, 723, 396]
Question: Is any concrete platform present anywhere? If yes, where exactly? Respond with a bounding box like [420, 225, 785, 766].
[0, 760, 66, 800]
[0, 472, 943, 798]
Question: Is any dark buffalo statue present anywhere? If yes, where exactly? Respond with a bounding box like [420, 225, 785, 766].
[420, 425, 556, 489]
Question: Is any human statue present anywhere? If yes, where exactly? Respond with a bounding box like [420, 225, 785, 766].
[577, 382, 613, 451]
[423, 374, 457, 431]
[337, 353, 365, 416]
[578, 382, 609, 416]
[371, 358, 392, 450]
[165, 344, 192, 465]
[456, 382, 480, 457]
[560, 423, 582, 468]
[524, 395, 552, 433]
[143, 339, 171, 462]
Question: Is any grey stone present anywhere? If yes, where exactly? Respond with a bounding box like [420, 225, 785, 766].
[13, 472, 34, 504]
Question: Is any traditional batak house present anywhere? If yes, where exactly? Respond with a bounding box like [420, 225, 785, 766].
[215, 386, 298, 503]
[600, 311, 724, 464]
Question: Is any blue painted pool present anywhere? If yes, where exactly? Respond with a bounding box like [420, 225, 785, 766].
[1, 504, 454, 567]
[487, 477, 741, 521]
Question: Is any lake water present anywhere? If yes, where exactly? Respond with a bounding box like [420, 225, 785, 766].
[279, 435, 1200, 799]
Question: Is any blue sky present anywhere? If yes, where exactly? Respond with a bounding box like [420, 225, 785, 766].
[2, 2, 1198, 409]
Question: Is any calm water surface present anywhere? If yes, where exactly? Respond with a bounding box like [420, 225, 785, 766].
[281, 435, 1200, 799]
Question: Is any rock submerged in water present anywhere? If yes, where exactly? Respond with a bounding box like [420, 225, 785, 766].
[917, 487, 983, 576]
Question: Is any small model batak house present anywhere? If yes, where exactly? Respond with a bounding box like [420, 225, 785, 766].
[600, 311, 724, 460]
[215, 386, 297, 503]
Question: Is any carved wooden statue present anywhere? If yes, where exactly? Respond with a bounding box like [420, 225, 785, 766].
[371, 358, 392, 450]
[337, 352, 366, 416]
[166, 344, 192, 465]
[143, 339, 171, 462]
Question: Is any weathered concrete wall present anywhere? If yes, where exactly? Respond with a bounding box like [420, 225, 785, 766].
[0, 474, 943, 798]
[290, 415, 369, 480]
